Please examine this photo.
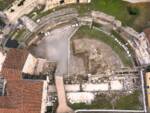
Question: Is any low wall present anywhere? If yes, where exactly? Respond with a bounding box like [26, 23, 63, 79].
[123, 0, 150, 3]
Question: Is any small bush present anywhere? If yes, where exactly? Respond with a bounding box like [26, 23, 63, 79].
[146, 65, 150, 72]
[0, 18, 5, 26]
[128, 6, 140, 15]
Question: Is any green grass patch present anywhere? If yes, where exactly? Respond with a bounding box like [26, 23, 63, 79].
[70, 94, 112, 110]
[128, 6, 140, 15]
[73, 0, 150, 31]
[74, 26, 133, 67]
[0, 18, 5, 28]
[9, 29, 27, 41]
[66, 0, 137, 26]
[70, 91, 142, 110]
[115, 90, 142, 110]
[15, 29, 28, 41]
[0, 0, 15, 10]
[111, 30, 135, 55]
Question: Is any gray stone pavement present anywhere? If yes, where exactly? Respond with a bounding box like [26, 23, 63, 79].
[31, 24, 78, 76]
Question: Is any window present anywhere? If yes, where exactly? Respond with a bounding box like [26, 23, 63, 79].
[60, 0, 64, 4]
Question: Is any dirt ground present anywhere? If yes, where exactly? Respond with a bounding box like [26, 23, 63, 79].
[69, 38, 124, 76]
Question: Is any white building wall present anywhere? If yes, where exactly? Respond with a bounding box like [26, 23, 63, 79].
[0, 52, 6, 72]
[22, 54, 37, 75]
[41, 81, 48, 113]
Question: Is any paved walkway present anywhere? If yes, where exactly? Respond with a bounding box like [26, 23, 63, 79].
[31, 25, 77, 76]
[55, 76, 74, 113]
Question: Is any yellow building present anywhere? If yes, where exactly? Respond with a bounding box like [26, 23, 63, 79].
[146, 72, 150, 108]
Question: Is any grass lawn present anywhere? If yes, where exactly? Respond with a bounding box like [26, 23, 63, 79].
[70, 94, 112, 110]
[9, 28, 28, 42]
[115, 90, 143, 110]
[70, 91, 143, 110]
[74, 26, 133, 67]
[0, 18, 5, 28]
[15, 29, 27, 41]
[55, 0, 150, 32]
[111, 31, 135, 59]
[0, 0, 14, 10]
[91, 0, 137, 27]
[75, 0, 150, 31]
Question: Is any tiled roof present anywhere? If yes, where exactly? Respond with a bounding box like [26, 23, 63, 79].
[1, 48, 28, 81]
[2, 48, 29, 71]
[0, 80, 43, 113]
[9, 80, 43, 113]
[0, 48, 44, 113]
[0, 97, 16, 108]
[0, 108, 19, 113]
[1, 68, 21, 80]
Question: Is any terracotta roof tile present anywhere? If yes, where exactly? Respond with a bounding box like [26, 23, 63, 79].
[0, 108, 19, 113]
[0, 48, 44, 113]
[0, 80, 43, 113]
[0, 97, 16, 108]
[1, 68, 21, 81]
[2, 48, 29, 71]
